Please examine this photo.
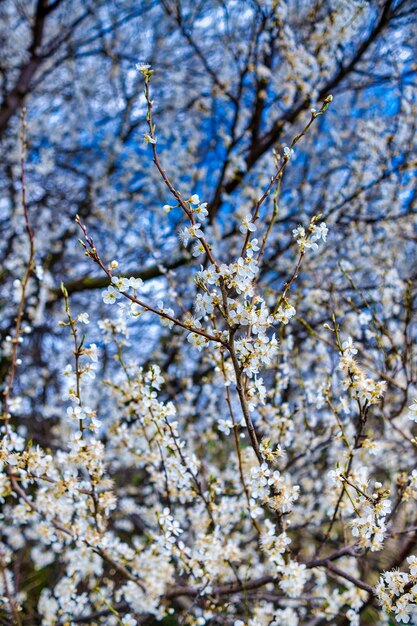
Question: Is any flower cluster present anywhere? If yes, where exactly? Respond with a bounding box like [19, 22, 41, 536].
[376, 556, 417, 623]
[102, 275, 144, 305]
[292, 218, 328, 252]
[339, 337, 387, 404]
[249, 462, 300, 516]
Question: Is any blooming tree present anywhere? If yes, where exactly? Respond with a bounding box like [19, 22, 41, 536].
[1, 1, 417, 625]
